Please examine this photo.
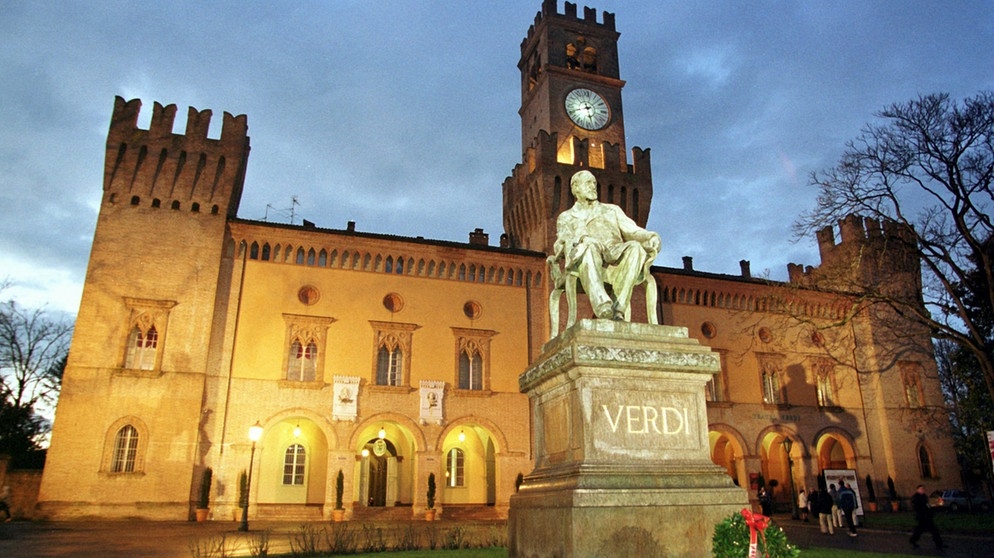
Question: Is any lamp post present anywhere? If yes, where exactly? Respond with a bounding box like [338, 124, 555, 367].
[238, 421, 264, 532]
[783, 436, 798, 520]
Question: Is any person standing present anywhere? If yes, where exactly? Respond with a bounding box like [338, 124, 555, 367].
[837, 481, 858, 537]
[828, 483, 842, 528]
[816, 487, 835, 535]
[798, 488, 809, 522]
[909, 485, 944, 549]
[758, 486, 773, 517]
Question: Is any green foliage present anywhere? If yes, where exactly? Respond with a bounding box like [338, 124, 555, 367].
[426, 472, 436, 509]
[886, 476, 898, 499]
[238, 469, 249, 508]
[864, 474, 876, 502]
[712, 511, 799, 558]
[335, 469, 344, 510]
[197, 467, 213, 509]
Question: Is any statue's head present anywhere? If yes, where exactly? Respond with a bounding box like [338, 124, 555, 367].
[570, 170, 598, 202]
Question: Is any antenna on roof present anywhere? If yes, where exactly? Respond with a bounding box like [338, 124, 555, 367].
[261, 195, 301, 224]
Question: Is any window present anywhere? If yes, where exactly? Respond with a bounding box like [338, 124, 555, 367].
[453, 328, 496, 391]
[282, 314, 335, 385]
[376, 345, 403, 386]
[446, 448, 465, 487]
[705, 351, 728, 403]
[815, 360, 838, 407]
[918, 445, 935, 479]
[758, 354, 785, 405]
[287, 339, 318, 381]
[459, 343, 483, 390]
[283, 444, 306, 485]
[901, 362, 924, 408]
[122, 298, 176, 372]
[370, 321, 418, 387]
[111, 425, 139, 473]
[126, 325, 158, 370]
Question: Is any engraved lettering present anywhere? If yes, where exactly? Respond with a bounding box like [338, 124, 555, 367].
[643, 406, 660, 434]
[626, 405, 644, 433]
[602, 404, 624, 432]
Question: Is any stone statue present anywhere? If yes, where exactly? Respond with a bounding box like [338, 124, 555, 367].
[550, 170, 660, 323]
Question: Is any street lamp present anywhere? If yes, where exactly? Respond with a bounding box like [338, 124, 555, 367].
[783, 436, 798, 520]
[238, 421, 264, 532]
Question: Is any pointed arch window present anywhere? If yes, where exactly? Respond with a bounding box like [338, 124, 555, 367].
[900, 361, 924, 408]
[453, 328, 496, 391]
[815, 359, 838, 408]
[917, 444, 935, 478]
[758, 354, 785, 405]
[111, 425, 139, 473]
[446, 447, 465, 487]
[287, 338, 318, 382]
[283, 444, 306, 485]
[282, 314, 335, 385]
[370, 321, 419, 387]
[122, 298, 176, 372]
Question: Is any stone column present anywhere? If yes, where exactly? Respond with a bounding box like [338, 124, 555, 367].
[508, 320, 748, 558]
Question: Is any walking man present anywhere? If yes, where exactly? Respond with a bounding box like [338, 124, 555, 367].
[837, 481, 858, 537]
[910, 485, 944, 549]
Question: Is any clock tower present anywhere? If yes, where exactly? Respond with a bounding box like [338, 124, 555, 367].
[502, 0, 652, 254]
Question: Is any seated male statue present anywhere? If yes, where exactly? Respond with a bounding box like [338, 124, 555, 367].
[552, 170, 660, 321]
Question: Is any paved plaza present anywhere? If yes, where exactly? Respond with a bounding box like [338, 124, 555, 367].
[0, 517, 991, 557]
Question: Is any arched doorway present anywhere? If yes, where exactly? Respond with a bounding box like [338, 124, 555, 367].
[709, 428, 746, 488]
[815, 432, 855, 472]
[441, 424, 498, 505]
[255, 418, 328, 507]
[360, 437, 398, 507]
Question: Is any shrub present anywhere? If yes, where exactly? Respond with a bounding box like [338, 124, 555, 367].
[197, 468, 213, 509]
[712, 511, 799, 558]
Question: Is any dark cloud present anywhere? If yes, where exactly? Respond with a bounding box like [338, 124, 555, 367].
[2, 0, 992, 313]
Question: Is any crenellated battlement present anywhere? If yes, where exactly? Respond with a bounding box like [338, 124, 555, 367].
[104, 97, 250, 218]
[522, 0, 616, 51]
[789, 214, 921, 297]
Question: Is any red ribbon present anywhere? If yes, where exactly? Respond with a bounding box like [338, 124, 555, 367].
[741, 508, 770, 558]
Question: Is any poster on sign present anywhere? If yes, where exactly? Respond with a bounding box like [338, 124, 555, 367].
[823, 468, 865, 518]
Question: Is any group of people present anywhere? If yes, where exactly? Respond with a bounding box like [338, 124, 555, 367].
[792, 482, 944, 549]
[797, 481, 859, 537]
[794, 482, 860, 537]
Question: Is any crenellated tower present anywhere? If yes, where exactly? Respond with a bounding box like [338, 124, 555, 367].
[38, 97, 250, 519]
[502, 0, 652, 254]
[787, 214, 922, 301]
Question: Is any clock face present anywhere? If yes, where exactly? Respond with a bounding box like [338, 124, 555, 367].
[564, 88, 610, 130]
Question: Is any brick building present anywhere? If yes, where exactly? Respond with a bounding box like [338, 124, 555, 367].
[36, 1, 955, 521]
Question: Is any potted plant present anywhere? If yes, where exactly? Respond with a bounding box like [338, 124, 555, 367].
[237, 469, 248, 521]
[887, 476, 899, 511]
[864, 474, 877, 512]
[332, 469, 346, 521]
[195, 467, 212, 522]
[425, 472, 436, 520]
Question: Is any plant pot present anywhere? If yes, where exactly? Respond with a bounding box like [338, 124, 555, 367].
[332, 509, 345, 522]
[425, 509, 436, 521]
[195, 508, 210, 522]
[890, 500, 900, 512]
[866, 502, 877, 512]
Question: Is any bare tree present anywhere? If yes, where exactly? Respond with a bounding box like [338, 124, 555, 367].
[796, 92, 994, 403]
[0, 297, 73, 410]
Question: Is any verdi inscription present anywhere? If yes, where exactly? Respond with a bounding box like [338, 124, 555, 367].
[588, 388, 702, 460]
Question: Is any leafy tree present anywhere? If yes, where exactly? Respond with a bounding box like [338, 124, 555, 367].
[0, 287, 72, 465]
[796, 92, 994, 403]
[935, 338, 994, 491]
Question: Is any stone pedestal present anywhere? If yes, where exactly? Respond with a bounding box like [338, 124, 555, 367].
[508, 320, 748, 558]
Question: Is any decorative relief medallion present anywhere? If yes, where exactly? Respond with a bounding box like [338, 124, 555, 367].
[298, 285, 320, 305]
[463, 300, 482, 319]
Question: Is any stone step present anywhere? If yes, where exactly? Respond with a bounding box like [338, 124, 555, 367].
[254, 503, 324, 522]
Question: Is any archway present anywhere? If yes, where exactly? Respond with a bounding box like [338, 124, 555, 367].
[815, 431, 856, 472]
[708, 428, 746, 488]
[758, 431, 800, 514]
[356, 421, 417, 507]
[255, 417, 328, 506]
[441, 423, 499, 505]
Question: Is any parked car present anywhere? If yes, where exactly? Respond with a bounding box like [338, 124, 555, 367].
[928, 489, 991, 512]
